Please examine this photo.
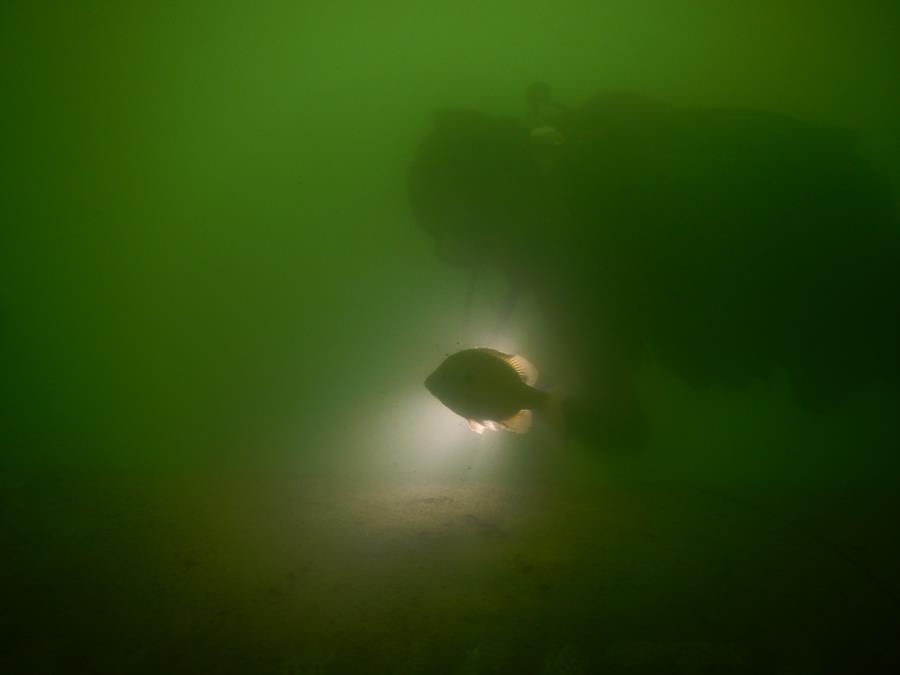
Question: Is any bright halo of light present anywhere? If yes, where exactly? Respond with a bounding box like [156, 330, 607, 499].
[312, 267, 549, 482]
[339, 371, 511, 482]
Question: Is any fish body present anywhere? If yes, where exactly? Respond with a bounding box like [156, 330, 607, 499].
[424, 348, 546, 433]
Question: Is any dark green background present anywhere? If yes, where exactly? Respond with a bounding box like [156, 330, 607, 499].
[3, 2, 899, 673]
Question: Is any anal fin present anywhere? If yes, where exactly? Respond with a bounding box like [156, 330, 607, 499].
[500, 409, 533, 434]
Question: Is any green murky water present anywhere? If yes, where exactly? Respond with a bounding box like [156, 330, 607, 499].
[3, 2, 900, 673]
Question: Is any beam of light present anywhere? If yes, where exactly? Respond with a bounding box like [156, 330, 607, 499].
[298, 269, 547, 488]
[365, 385, 510, 479]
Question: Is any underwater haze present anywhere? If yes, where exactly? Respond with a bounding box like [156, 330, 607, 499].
[3, 2, 900, 673]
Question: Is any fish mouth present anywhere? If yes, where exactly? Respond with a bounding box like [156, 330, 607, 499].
[424, 371, 436, 393]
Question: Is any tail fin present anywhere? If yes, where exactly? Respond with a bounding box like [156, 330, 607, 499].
[543, 386, 566, 436]
[545, 389, 647, 451]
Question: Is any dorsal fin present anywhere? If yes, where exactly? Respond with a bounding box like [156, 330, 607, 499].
[476, 347, 539, 386]
[505, 354, 539, 386]
[500, 409, 533, 434]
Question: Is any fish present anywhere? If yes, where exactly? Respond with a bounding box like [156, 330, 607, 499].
[424, 347, 557, 434]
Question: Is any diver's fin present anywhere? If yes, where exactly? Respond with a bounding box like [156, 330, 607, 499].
[467, 419, 486, 434]
[500, 409, 532, 434]
[476, 348, 539, 386]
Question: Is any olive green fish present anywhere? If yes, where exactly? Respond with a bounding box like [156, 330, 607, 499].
[425, 347, 557, 434]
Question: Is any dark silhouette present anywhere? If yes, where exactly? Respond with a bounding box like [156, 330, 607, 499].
[409, 86, 900, 447]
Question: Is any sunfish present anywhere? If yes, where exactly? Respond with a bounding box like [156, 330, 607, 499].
[424, 348, 559, 434]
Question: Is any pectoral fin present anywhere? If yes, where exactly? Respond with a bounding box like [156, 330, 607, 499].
[467, 419, 486, 434]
